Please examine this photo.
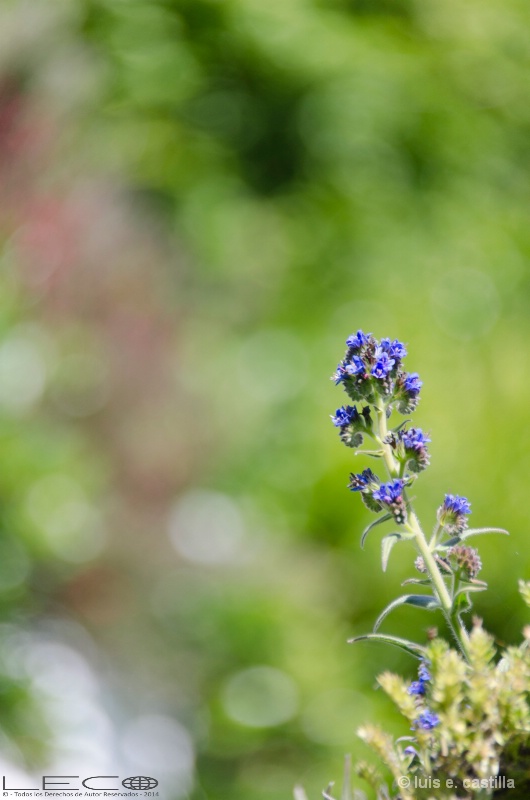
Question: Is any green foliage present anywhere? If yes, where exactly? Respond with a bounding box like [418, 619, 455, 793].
[3, 0, 530, 798]
[357, 620, 530, 798]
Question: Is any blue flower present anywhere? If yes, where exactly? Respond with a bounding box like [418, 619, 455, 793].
[331, 405, 359, 428]
[413, 711, 439, 731]
[372, 479, 405, 505]
[346, 330, 371, 350]
[402, 427, 431, 451]
[438, 494, 472, 534]
[404, 373, 422, 396]
[348, 468, 378, 492]
[371, 350, 395, 379]
[371, 479, 407, 523]
[404, 746, 418, 757]
[332, 361, 347, 385]
[344, 356, 366, 376]
[395, 372, 423, 414]
[333, 356, 366, 385]
[381, 338, 407, 361]
[408, 661, 431, 696]
[443, 494, 471, 516]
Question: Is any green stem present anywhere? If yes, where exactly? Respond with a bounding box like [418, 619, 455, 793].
[374, 399, 471, 661]
[429, 522, 442, 548]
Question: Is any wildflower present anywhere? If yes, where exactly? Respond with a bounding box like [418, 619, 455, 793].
[331, 405, 372, 448]
[404, 373, 422, 396]
[344, 357, 366, 377]
[413, 710, 439, 730]
[386, 426, 430, 473]
[346, 330, 371, 351]
[371, 349, 395, 380]
[438, 494, 471, 534]
[372, 478, 407, 524]
[401, 427, 430, 452]
[332, 354, 371, 403]
[348, 468, 383, 512]
[372, 479, 404, 505]
[380, 337, 407, 362]
[331, 405, 359, 428]
[394, 371, 423, 413]
[408, 661, 431, 696]
[348, 468, 379, 492]
[447, 544, 482, 579]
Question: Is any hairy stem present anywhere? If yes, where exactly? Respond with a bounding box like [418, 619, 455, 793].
[374, 399, 471, 660]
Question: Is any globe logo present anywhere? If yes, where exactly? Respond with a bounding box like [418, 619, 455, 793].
[122, 776, 158, 790]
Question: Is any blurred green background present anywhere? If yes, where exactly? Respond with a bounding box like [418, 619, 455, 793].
[0, 0, 529, 797]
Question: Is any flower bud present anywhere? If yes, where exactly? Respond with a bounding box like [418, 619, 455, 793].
[385, 427, 430, 473]
[330, 404, 373, 448]
[447, 544, 482, 579]
[394, 371, 422, 414]
[437, 494, 471, 533]
[412, 710, 439, 730]
[348, 468, 382, 511]
[372, 478, 407, 524]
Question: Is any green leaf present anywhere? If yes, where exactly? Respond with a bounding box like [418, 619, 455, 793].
[360, 512, 392, 548]
[361, 492, 384, 514]
[454, 580, 488, 599]
[401, 577, 431, 586]
[437, 527, 509, 551]
[393, 419, 411, 432]
[373, 594, 440, 632]
[461, 527, 509, 539]
[436, 536, 461, 549]
[347, 632, 427, 658]
[381, 533, 401, 572]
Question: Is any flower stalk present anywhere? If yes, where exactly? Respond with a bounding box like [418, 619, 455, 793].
[374, 399, 471, 659]
[330, 331, 505, 664]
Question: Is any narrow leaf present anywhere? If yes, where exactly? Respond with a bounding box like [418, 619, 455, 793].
[381, 534, 401, 572]
[461, 527, 509, 540]
[402, 577, 431, 586]
[392, 419, 411, 433]
[360, 512, 392, 548]
[436, 536, 461, 549]
[454, 580, 488, 599]
[348, 632, 427, 658]
[374, 594, 440, 632]
[437, 528, 509, 549]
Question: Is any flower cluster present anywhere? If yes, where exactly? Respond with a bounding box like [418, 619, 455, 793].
[384, 426, 430, 473]
[447, 544, 482, 579]
[408, 661, 431, 697]
[326, 330, 517, 800]
[348, 471, 408, 523]
[331, 330, 421, 409]
[413, 710, 440, 731]
[438, 494, 472, 534]
[407, 661, 440, 730]
[330, 404, 372, 448]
